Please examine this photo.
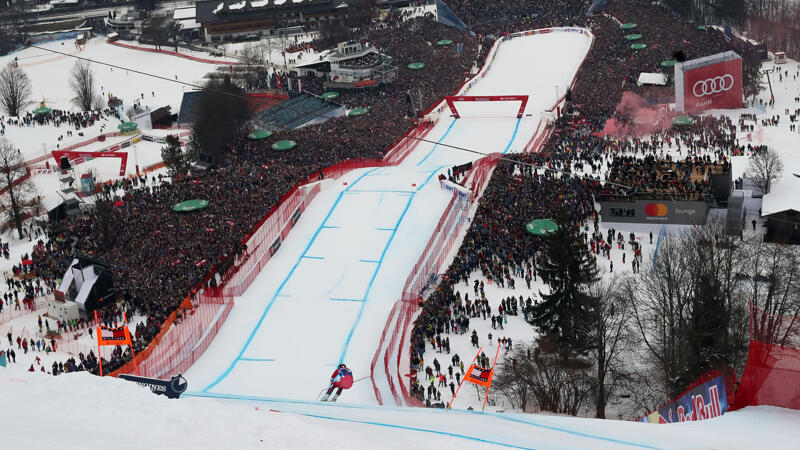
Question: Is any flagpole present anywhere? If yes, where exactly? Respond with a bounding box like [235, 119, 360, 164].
[124, 312, 139, 376]
[481, 343, 502, 412]
[94, 310, 104, 377]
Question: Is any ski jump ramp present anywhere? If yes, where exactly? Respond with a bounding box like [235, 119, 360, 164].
[186, 29, 593, 405]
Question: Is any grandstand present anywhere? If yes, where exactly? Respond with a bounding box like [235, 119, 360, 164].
[253, 93, 345, 130]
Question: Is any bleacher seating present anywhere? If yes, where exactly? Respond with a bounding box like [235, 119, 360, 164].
[254, 93, 342, 130]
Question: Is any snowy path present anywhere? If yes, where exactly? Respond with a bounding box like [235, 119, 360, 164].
[186, 30, 593, 404]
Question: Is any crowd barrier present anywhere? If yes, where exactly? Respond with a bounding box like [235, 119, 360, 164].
[731, 304, 800, 411]
[215, 183, 321, 297]
[371, 191, 471, 405]
[119, 293, 234, 379]
[109, 41, 242, 65]
[1, 321, 96, 359]
[0, 297, 46, 326]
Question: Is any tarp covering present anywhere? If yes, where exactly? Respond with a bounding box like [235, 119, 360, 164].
[435, 0, 467, 30]
[637, 72, 668, 86]
[525, 219, 558, 236]
[173, 199, 209, 212]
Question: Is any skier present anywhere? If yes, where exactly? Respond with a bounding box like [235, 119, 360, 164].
[321, 363, 353, 402]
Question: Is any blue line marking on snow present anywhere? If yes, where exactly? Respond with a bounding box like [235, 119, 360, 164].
[302, 256, 325, 260]
[502, 118, 522, 154]
[184, 391, 659, 449]
[345, 190, 415, 195]
[238, 358, 276, 362]
[416, 118, 458, 167]
[376, 228, 395, 232]
[329, 297, 366, 302]
[279, 412, 531, 449]
[276, 294, 291, 298]
[321, 225, 340, 229]
[338, 192, 415, 365]
[202, 168, 378, 393]
[359, 259, 380, 263]
[417, 165, 446, 191]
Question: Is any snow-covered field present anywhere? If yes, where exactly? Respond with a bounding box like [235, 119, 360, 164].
[3, 371, 799, 450]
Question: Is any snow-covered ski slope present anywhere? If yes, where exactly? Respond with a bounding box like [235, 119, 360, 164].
[5, 372, 799, 450]
[186, 30, 592, 404]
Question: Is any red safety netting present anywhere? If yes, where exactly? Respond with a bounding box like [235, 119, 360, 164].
[401, 193, 470, 303]
[371, 192, 471, 406]
[731, 304, 800, 410]
[0, 297, 45, 326]
[215, 183, 321, 297]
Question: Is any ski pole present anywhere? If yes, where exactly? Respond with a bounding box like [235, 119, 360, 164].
[352, 376, 370, 384]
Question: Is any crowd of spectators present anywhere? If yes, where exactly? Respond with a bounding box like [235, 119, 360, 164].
[408, 0, 749, 405]
[26, 13, 480, 375]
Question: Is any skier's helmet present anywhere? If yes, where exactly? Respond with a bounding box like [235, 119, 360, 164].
[338, 363, 346, 369]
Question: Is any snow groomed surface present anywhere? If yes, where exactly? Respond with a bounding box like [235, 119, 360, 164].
[186, 29, 593, 406]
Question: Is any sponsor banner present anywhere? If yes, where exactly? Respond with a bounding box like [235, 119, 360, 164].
[119, 374, 188, 399]
[121, 141, 131, 149]
[600, 199, 709, 225]
[676, 52, 743, 112]
[638, 375, 728, 423]
[269, 237, 281, 256]
[290, 207, 301, 227]
[440, 179, 471, 200]
[465, 364, 493, 388]
[97, 324, 133, 346]
[141, 135, 155, 142]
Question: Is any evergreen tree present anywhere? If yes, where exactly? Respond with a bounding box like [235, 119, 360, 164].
[531, 209, 599, 354]
[161, 134, 190, 178]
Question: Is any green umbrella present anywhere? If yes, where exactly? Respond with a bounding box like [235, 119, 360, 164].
[271, 140, 297, 151]
[631, 43, 648, 50]
[436, 39, 454, 46]
[407, 62, 426, 70]
[625, 34, 643, 41]
[247, 129, 273, 140]
[321, 91, 340, 100]
[660, 60, 677, 68]
[173, 199, 209, 212]
[620, 23, 638, 30]
[118, 122, 138, 132]
[348, 107, 369, 117]
[672, 115, 695, 126]
[32, 106, 52, 115]
[525, 219, 558, 236]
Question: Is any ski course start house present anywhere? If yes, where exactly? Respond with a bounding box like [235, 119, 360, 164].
[195, 0, 351, 43]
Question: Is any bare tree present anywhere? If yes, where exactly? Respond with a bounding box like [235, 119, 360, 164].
[748, 147, 783, 196]
[583, 278, 634, 418]
[142, 16, 175, 51]
[0, 63, 32, 116]
[494, 339, 593, 415]
[0, 138, 39, 239]
[70, 60, 101, 111]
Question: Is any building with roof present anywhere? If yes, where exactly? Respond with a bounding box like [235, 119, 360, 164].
[195, 0, 351, 43]
[293, 40, 397, 89]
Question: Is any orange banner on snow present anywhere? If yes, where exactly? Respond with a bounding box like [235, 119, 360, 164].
[464, 364, 494, 388]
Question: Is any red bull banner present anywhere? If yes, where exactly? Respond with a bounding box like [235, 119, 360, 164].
[637, 371, 731, 423]
[675, 51, 742, 112]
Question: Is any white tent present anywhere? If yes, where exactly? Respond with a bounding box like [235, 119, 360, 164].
[637, 72, 668, 86]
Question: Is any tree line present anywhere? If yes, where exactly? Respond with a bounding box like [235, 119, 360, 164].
[493, 211, 800, 419]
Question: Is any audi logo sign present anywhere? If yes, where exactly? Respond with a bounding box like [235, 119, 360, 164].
[692, 74, 735, 97]
[676, 53, 743, 112]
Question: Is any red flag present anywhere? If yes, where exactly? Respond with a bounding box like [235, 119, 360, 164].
[196, 259, 207, 267]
